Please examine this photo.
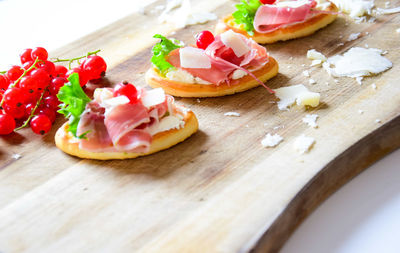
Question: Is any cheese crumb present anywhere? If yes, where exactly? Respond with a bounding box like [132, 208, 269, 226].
[358, 110, 364, 114]
[307, 49, 327, 61]
[261, 133, 284, 148]
[302, 114, 319, 128]
[196, 98, 201, 103]
[309, 79, 316, 85]
[274, 84, 320, 110]
[376, 7, 400, 15]
[347, 32, 361, 41]
[303, 70, 310, 77]
[224, 112, 240, 117]
[371, 83, 377, 90]
[375, 119, 381, 123]
[396, 28, 400, 33]
[310, 60, 322, 66]
[294, 135, 316, 154]
[12, 153, 22, 160]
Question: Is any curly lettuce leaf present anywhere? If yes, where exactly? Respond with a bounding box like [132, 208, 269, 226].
[151, 34, 182, 76]
[57, 73, 91, 138]
[232, 0, 262, 36]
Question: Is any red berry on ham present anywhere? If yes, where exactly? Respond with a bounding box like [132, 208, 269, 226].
[196, 31, 215, 50]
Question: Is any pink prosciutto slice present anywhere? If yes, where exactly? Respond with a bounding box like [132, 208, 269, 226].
[254, 0, 317, 33]
[76, 101, 114, 152]
[167, 33, 269, 85]
[104, 103, 152, 153]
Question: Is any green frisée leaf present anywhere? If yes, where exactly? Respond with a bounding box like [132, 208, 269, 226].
[151, 34, 182, 76]
[232, 0, 262, 36]
[57, 73, 92, 138]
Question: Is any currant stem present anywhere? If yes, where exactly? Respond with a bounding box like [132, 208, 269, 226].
[0, 71, 6, 74]
[0, 57, 40, 108]
[51, 49, 101, 69]
[14, 86, 48, 132]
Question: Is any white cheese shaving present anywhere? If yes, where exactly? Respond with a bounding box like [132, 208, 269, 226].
[220, 30, 250, 57]
[158, 0, 217, 28]
[294, 134, 316, 154]
[310, 59, 322, 67]
[148, 115, 185, 135]
[94, 88, 113, 103]
[224, 112, 240, 117]
[302, 114, 319, 128]
[141, 88, 166, 108]
[307, 49, 327, 61]
[102, 95, 130, 108]
[302, 70, 310, 77]
[323, 47, 392, 79]
[274, 84, 320, 110]
[166, 68, 211, 84]
[309, 79, 316, 85]
[376, 7, 400, 15]
[261, 133, 284, 148]
[347, 32, 361, 41]
[232, 69, 247, 80]
[180, 47, 211, 69]
[330, 0, 374, 18]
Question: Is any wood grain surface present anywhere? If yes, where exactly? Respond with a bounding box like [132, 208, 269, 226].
[0, 0, 399, 252]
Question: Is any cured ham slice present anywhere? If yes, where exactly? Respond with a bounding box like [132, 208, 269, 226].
[254, 0, 317, 33]
[76, 101, 114, 152]
[104, 103, 152, 152]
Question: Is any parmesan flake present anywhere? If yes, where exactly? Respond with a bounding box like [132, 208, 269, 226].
[261, 133, 284, 148]
[294, 135, 316, 154]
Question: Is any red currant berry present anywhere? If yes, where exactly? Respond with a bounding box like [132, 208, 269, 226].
[0, 74, 8, 91]
[3, 87, 26, 108]
[30, 69, 50, 89]
[0, 113, 16, 135]
[6, 65, 24, 81]
[196, 31, 215, 50]
[38, 61, 55, 76]
[38, 108, 56, 123]
[3, 103, 25, 119]
[54, 65, 68, 77]
[20, 48, 33, 64]
[67, 67, 88, 87]
[44, 95, 59, 109]
[82, 55, 107, 80]
[220, 48, 242, 65]
[25, 103, 36, 116]
[50, 77, 67, 95]
[31, 47, 48, 61]
[20, 76, 39, 91]
[113, 81, 139, 104]
[30, 114, 52, 135]
[260, 0, 276, 4]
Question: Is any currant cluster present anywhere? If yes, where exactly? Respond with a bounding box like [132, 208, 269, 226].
[0, 47, 107, 135]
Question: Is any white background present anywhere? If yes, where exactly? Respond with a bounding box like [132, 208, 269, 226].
[0, 0, 399, 252]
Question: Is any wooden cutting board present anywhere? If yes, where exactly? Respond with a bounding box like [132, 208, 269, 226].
[0, 0, 399, 252]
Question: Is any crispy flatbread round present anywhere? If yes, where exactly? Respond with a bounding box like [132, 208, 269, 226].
[146, 57, 279, 97]
[55, 110, 198, 160]
[215, 3, 338, 44]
